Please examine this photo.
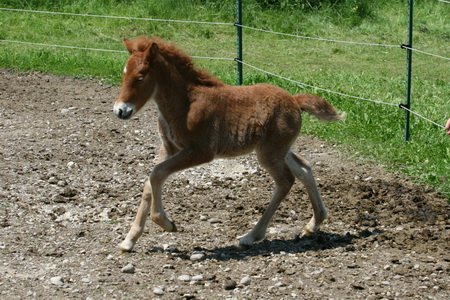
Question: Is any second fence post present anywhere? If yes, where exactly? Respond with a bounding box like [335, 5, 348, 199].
[235, 0, 243, 85]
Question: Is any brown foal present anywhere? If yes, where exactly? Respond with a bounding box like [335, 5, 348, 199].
[113, 36, 344, 252]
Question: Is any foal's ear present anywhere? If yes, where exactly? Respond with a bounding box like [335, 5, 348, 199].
[145, 42, 159, 62]
[123, 38, 133, 54]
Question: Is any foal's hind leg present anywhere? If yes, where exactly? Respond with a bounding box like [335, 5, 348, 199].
[285, 152, 327, 236]
[238, 151, 295, 246]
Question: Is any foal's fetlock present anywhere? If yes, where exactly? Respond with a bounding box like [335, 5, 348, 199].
[118, 226, 143, 252]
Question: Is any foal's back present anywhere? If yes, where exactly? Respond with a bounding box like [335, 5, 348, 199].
[188, 83, 301, 157]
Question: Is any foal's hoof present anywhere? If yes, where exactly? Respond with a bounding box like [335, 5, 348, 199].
[165, 221, 177, 232]
[170, 222, 178, 232]
[301, 225, 318, 238]
[237, 232, 265, 247]
[118, 239, 134, 253]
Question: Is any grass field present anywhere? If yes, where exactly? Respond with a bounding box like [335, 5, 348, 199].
[0, 0, 449, 198]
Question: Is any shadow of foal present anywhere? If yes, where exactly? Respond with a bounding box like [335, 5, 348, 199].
[113, 36, 345, 252]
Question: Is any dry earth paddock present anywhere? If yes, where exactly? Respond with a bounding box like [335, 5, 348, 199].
[0, 70, 449, 299]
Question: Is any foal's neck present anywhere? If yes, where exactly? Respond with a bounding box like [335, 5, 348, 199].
[153, 62, 190, 129]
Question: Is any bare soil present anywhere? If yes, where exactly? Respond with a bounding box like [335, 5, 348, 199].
[0, 70, 449, 300]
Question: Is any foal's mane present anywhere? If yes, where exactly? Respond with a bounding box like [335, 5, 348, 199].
[136, 36, 224, 87]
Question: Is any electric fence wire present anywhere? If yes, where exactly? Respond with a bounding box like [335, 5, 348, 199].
[237, 59, 447, 130]
[1, 7, 400, 49]
[401, 45, 450, 61]
[399, 105, 446, 129]
[0, 7, 233, 26]
[236, 59, 399, 107]
[236, 24, 399, 48]
[0, 39, 235, 61]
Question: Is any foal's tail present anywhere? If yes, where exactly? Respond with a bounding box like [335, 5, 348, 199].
[293, 94, 345, 121]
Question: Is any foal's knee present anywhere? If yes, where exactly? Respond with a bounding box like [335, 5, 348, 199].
[150, 165, 168, 187]
[143, 179, 152, 195]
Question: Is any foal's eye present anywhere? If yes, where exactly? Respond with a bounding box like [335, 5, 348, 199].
[136, 76, 144, 83]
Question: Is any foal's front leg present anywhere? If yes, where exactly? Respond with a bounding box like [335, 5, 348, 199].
[119, 148, 212, 252]
[150, 148, 213, 230]
[119, 179, 152, 252]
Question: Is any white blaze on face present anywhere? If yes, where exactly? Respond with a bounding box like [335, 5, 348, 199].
[123, 65, 127, 74]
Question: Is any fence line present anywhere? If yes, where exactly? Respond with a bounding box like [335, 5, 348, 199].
[236, 59, 398, 107]
[0, 7, 233, 26]
[1, 4, 447, 133]
[400, 105, 446, 129]
[401, 45, 450, 61]
[0, 39, 235, 61]
[237, 24, 399, 48]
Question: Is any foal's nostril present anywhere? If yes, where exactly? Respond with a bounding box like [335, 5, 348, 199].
[114, 102, 134, 119]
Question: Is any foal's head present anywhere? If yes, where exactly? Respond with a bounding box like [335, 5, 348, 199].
[113, 37, 160, 120]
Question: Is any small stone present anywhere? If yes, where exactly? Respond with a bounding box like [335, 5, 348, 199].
[163, 264, 174, 269]
[57, 180, 67, 187]
[67, 161, 76, 169]
[351, 283, 365, 290]
[99, 208, 110, 220]
[50, 276, 64, 287]
[163, 244, 177, 252]
[178, 274, 191, 282]
[52, 206, 66, 216]
[191, 274, 203, 281]
[52, 194, 67, 203]
[224, 279, 237, 290]
[208, 218, 220, 224]
[153, 286, 164, 295]
[48, 176, 58, 184]
[81, 277, 91, 284]
[190, 252, 205, 261]
[199, 215, 208, 221]
[240, 275, 251, 286]
[121, 263, 135, 274]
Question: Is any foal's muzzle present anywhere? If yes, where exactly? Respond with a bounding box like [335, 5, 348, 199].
[113, 102, 135, 120]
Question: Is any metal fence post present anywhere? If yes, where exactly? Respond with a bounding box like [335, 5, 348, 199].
[235, 0, 243, 85]
[402, 0, 414, 141]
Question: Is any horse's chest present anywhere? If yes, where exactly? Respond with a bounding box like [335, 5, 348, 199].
[158, 115, 185, 148]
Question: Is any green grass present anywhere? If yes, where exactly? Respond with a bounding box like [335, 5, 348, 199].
[0, 0, 449, 198]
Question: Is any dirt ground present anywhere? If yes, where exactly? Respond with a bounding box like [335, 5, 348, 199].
[0, 70, 449, 300]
